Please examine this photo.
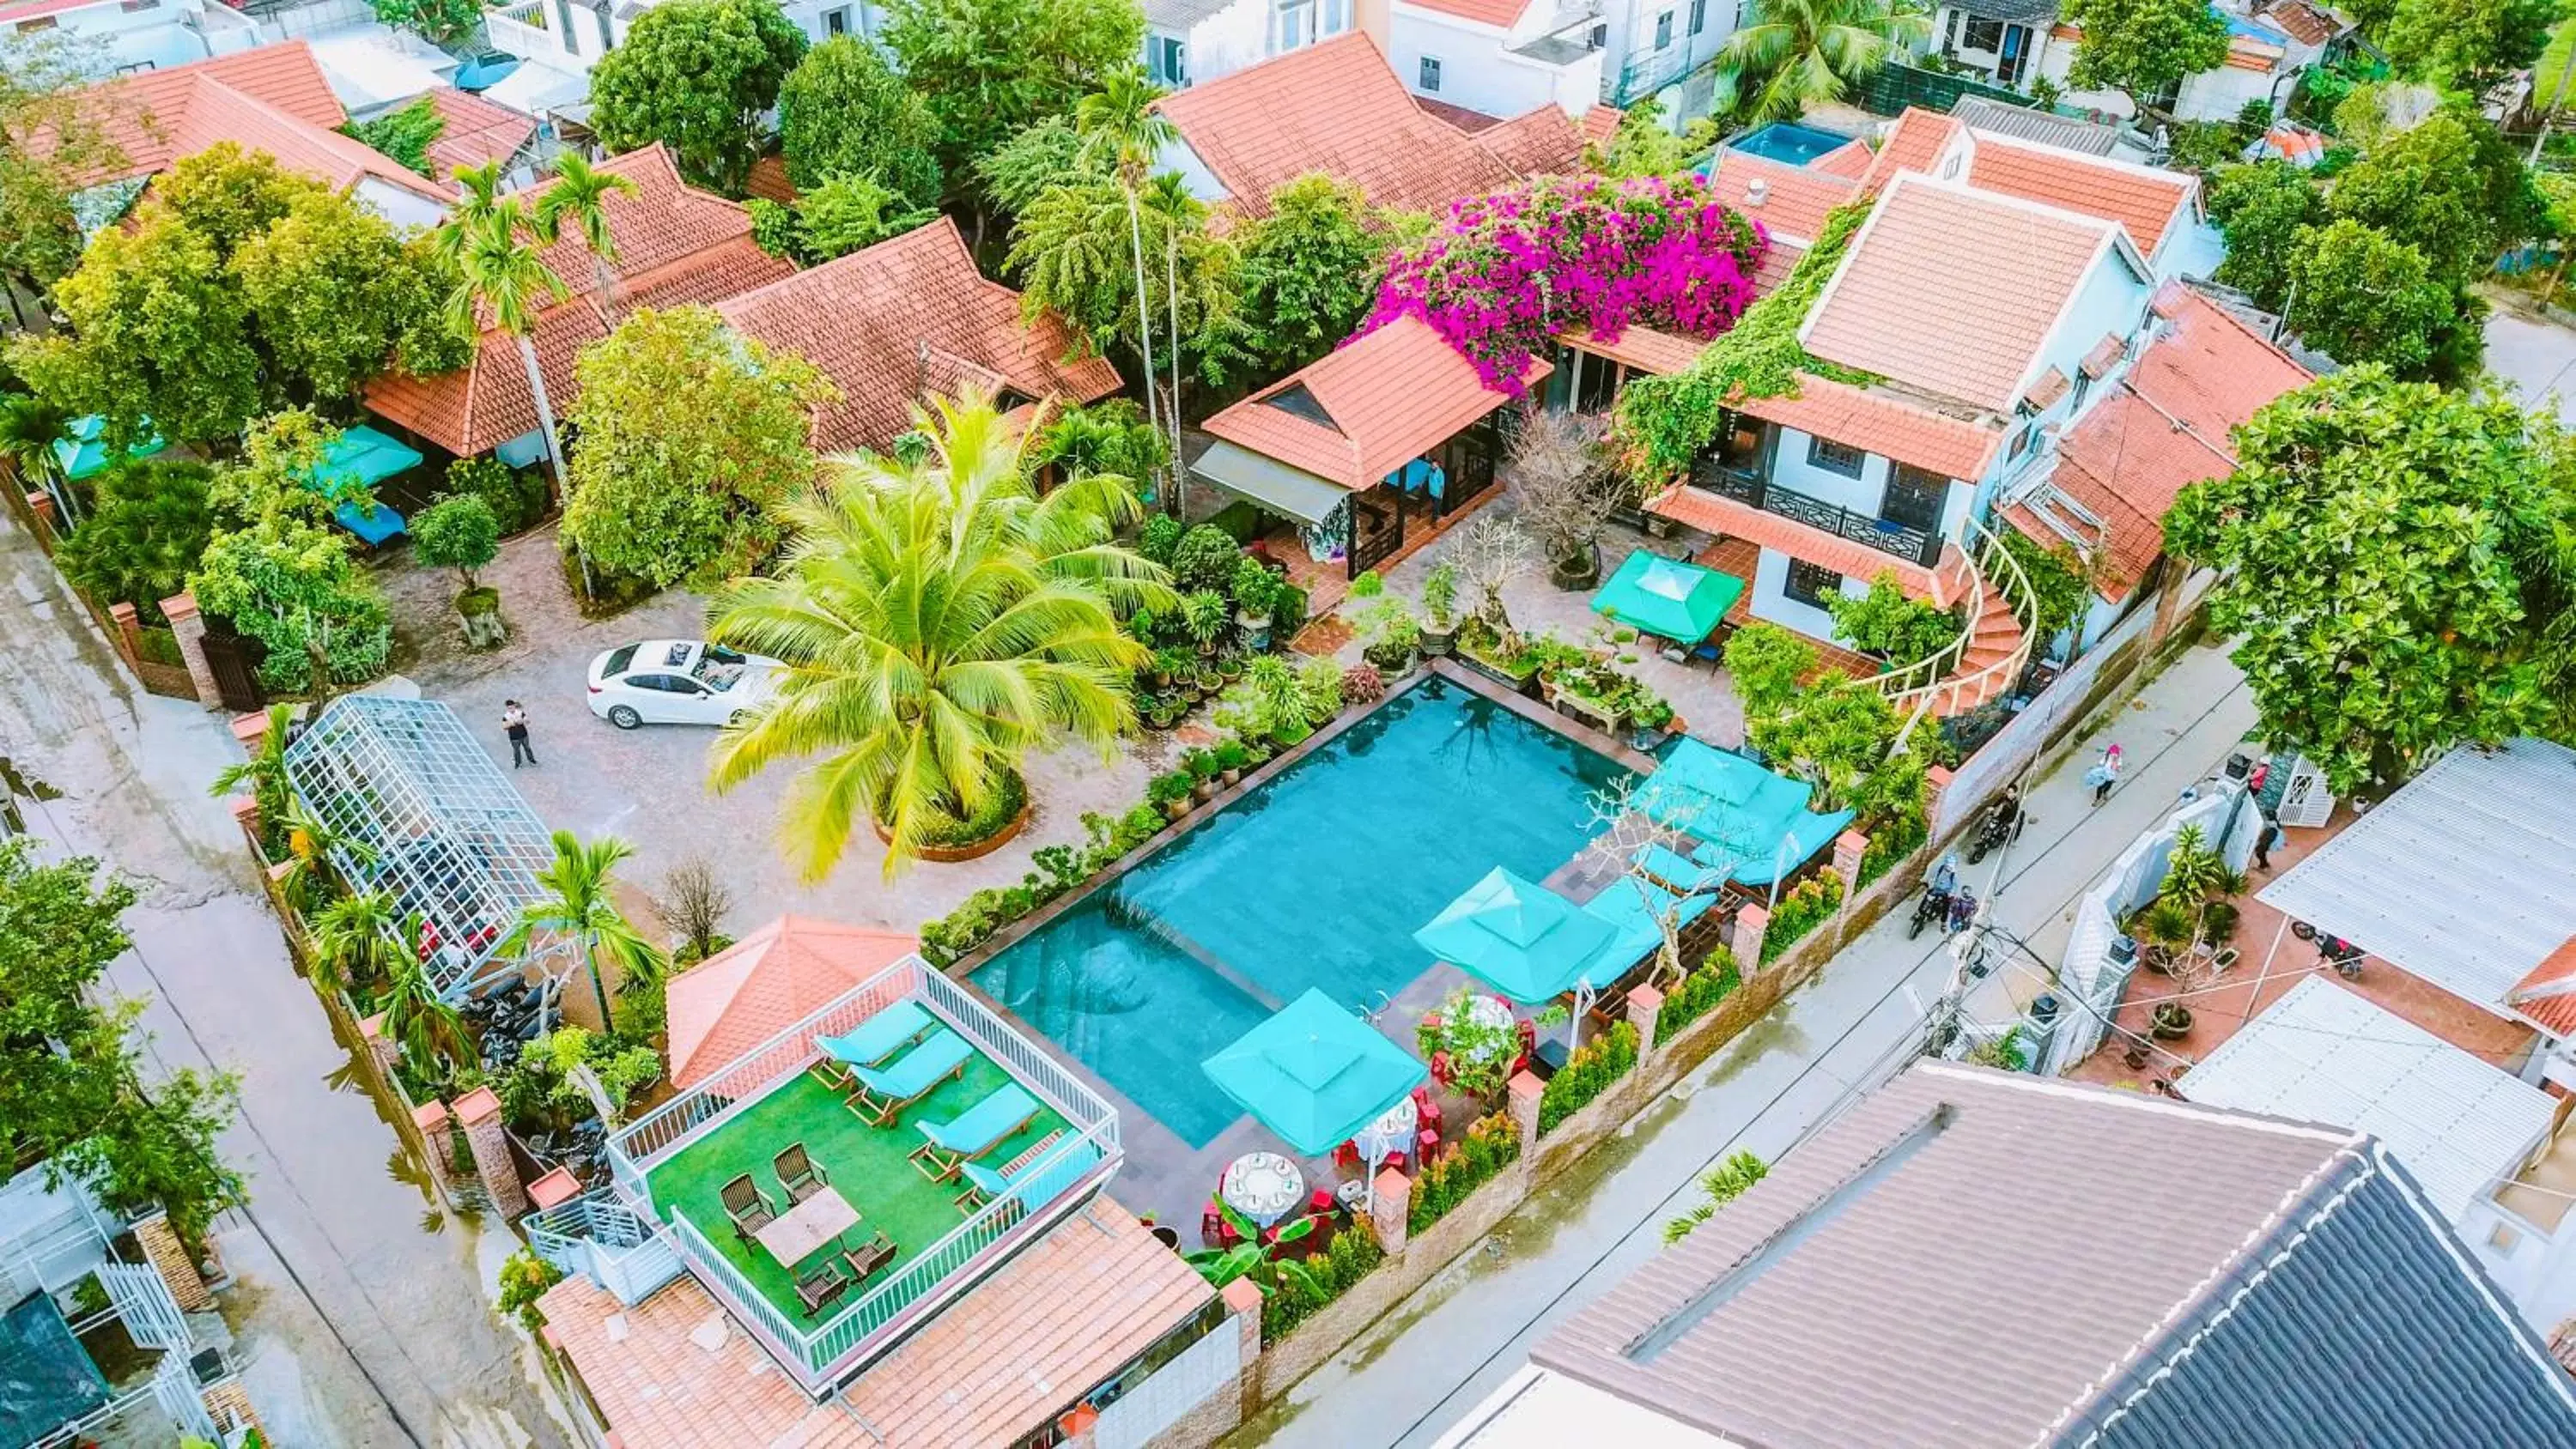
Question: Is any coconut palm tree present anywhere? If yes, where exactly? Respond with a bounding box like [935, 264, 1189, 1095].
[708, 392, 1173, 880]
[1075, 71, 1177, 494]
[0, 391, 76, 527]
[209, 703, 295, 831]
[502, 830, 663, 1034]
[307, 889, 398, 996]
[1715, 0, 1930, 125]
[447, 202, 573, 500]
[532, 154, 639, 317]
[381, 917, 473, 1072]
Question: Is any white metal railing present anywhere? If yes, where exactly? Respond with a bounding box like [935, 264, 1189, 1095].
[1871, 513, 2039, 718]
[526, 1191, 683, 1306]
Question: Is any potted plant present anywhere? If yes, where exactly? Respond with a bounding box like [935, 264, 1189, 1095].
[2130, 897, 2196, 975]
[1213, 739, 1251, 786]
[1181, 589, 1230, 657]
[1627, 694, 1676, 751]
[1182, 746, 1222, 802]
[1149, 646, 1190, 690]
[2149, 1001, 2193, 1040]
[1147, 771, 1194, 822]
[1419, 562, 1460, 657]
[1233, 556, 1277, 651]
[1360, 597, 1420, 674]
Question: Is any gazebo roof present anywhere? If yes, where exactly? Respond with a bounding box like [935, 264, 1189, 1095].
[665, 916, 920, 1088]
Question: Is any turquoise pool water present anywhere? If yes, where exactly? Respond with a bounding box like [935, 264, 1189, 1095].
[971, 678, 1631, 1147]
[1725, 121, 1852, 167]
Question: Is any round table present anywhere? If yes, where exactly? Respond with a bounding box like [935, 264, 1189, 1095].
[1221, 1151, 1305, 1228]
[1350, 1095, 1419, 1169]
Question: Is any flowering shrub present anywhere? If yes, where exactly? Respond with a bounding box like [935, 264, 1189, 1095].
[1361, 173, 1766, 392]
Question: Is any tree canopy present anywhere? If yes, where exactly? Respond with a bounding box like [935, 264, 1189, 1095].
[2324, 105, 2546, 283]
[750, 173, 934, 264]
[1235, 174, 1400, 376]
[2283, 218, 2459, 378]
[1005, 173, 1248, 385]
[879, 0, 1145, 200]
[0, 35, 126, 301]
[188, 413, 394, 688]
[588, 0, 807, 195]
[2207, 161, 2318, 312]
[2061, 0, 2231, 116]
[776, 35, 943, 206]
[53, 458, 216, 618]
[1713, 0, 1929, 124]
[563, 305, 835, 588]
[2383, 0, 2556, 90]
[369, 0, 481, 44]
[2164, 367, 2576, 793]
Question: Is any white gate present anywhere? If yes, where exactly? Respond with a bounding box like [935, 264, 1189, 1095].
[149, 1350, 221, 1441]
[97, 1262, 191, 1351]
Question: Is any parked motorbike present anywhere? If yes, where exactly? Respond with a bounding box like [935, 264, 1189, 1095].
[1908, 883, 1952, 939]
[1965, 799, 2030, 864]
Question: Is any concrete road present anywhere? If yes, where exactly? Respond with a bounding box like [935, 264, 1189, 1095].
[1238, 640, 2258, 1448]
[0, 513, 569, 1449]
[2483, 298, 2576, 428]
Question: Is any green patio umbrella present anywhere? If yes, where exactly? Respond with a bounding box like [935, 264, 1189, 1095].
[1201, 988, 1428, 1157]
[301, 425, 424, 501]
[51, 415, 164, 482]
[1592, 548, 1745, 646]
[1413, 866, 1619, 1004]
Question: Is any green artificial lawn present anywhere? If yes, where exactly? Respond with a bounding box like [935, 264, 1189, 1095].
[644, 1053, 1069, 1326]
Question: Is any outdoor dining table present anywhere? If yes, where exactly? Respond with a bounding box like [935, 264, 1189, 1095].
[755, 1185, 860, 1266]
[1221, 1151, 1306, 1228]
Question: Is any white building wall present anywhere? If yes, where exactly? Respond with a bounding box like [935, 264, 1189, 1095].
[1389, 7, 1601, 118]
[1767, 423, 1890, 516]
[2035, 45, 2283, 124]
[3, 0, 223, 76]
[1747, 547, 1871, 641]
[1598, 0, 1738, 112]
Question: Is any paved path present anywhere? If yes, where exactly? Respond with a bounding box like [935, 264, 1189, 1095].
[1238, 639, 2258, 1448]
[0, 513, 569, 1449]
[2484, 297, 2576, 428]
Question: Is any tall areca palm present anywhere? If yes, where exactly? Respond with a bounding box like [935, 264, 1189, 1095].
[1716, 0, 1930, 125]
[1075, 71, 1177, 497]
[532, 154, 639, 318]
[381, 917, 472, 1072]
[308, 889, 398, 996]
[708, 393, 1174, 880]
[1140, 172, 1200, 488]
[270, 795, 377, 912]
[210, 703, 295, 832]
[447, 202, 574, 500]
[502, 830, 663, 1035]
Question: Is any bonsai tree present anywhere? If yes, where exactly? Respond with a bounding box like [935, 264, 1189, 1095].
[412, 493, 501, 591]
[1507, 409, 1624, 588]
[1444, 515, 1536, 646]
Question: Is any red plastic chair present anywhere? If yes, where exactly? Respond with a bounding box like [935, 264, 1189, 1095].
[1309, 1188, 1337, 1217]
[1417, 1127, 1442, 1164]
[1382, 1150, 1409, 1174]
[1429, 1049, 1455, 1087]
[1200, 1200, 1224, 1246]
[1412, 1087, 1444, 1136]
[1332, 1141, 1362, 1172]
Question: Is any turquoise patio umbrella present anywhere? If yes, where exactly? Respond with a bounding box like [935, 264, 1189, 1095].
[1201, 989, 1428, 1157]
[1413, 866, 1619, 1004]
[1591, 549, 1744, 646]
[300, 425, 423, 545]
[51, 415, 164, 482]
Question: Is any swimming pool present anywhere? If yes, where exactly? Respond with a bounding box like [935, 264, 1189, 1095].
[1725, 120, 1854, 168]
[970, 677, 1631, 1147]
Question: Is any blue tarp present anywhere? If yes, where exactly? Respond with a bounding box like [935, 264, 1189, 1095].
[0, 1292, 109, 1446]
[51, 415, 163, 481]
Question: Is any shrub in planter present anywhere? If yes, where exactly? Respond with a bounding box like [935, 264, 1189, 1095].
[1297, 655, 1347, 725]
[1172, 524, 1242, 595]
[1760, 872, 1844, 965]
[1537, 1020, 1638, 1134]
[1147, 771, 1194, 820]
[1182, 746, 1222, 799]
[1139, 513, 1183, 567]
[2150, 1002, 2194, 1040]
[1340, 662, 1386, 705]
[914, 770, 1029, 849]
[444, 455, 547, 536]
[1653, 947, 1741, 1046]
[1360, 599, 1420, 672]
[1269, 581, 1309, 646]
[1407, 1112, 1521, 1234]
[1213, 740, 1252, 785]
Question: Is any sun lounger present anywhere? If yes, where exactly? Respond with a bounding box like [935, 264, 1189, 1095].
[843, 1028, 970, 1126]
[952, 1133, 1103, 1214]
[814, 1000, 935, 1076]
[1631, 842, 1727, 894]
[908, 1084, 1042, 1182]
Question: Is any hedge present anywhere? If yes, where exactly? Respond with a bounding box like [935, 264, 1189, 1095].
[1407, 1112, 1520, 1235]
[1538, 1020, 1638, 1136]
[1761, 872, 1844, 965]
[1653, 949, 1742, 1046]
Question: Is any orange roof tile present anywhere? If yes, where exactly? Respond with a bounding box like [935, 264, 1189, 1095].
[1200, 313, 1543, 487]
[1802, 174, 2118, 413]
[1562, 322, 1704, 376]
[365, 146, 794, 454]
[2263, 0, 2346, 46]
[1476, 105, 1595, 178]
[1965, 134, 2196, 258]
[1406, 0, 1534, 23]
[1811, 136, 1876, 179]
[541, 1201, 1211, 1448]
[1155, 33, 1520, 217]
[744, 152, 795, 204]
[1416, 94, 1505, 133]
[664, 915, 919, 1089]
[714, 216, 1118, 455]
[2509, 937, 2576, 1037]
[1856, 107, 1962, 195]
[1706, 149, 1860, 245]
[1648, 484, 1960, 603]
[421, 87, 538, 182]
[1734, 374, 2003, 479]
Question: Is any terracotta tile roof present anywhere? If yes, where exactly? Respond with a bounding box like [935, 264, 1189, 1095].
[1476, 105, 1595, 178]
[2263, 0, 2348, 45]
[1810, 136, 1875, 179]
[1415, 95, 1505, 133]
[1735, 374, 2003, 478]
[1706, 149, 1860, 245]
[1406, 0, 1534, 21]
[540, 1201, 1211, 1448]
[714, 216, 1118, 455]
[421, 87, 538, 183]
[1648, 482, 1959, 603]
[1965, 134, 2196, 258]
[664, 915, 920, 1089]
[1155, 33, 1519, 217]
[2509, 937, 2576, 1036]
[365, 146, 794, 454]
[744, 152, 796, 204]
[1200, 313, 1543, 487]
[1856, 107, 1961, 195]
[1802, 174, 2117, 413]
[1749, 239, 1806, 296]
[1562, 322, 1704, 376]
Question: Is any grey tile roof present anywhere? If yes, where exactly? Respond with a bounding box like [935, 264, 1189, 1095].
[1953, 0, 2061, 24]
[1952, 97, 2124, 156]
[1534, 1063, 2576, 1449]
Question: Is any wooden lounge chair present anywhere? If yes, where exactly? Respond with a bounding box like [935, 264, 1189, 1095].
[843, 1029, 971, 1126]
[908, 1084, 1041, 1182]
[720, 1173, 776, 1241]
[837, 1230, 897, 1285]
[793, 1259, 851, 1318]
[775, 1143, 827, 1203]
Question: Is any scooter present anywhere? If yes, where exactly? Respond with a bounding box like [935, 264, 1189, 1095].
[1964, 800, 2030, 864]
[1908, 882, 1952, 939]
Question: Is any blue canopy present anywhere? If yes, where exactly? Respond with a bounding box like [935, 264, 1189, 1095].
[51, 415, 164, 481]
[301, 425, 422, 543]
[1632, 739, 1856, 887]
[1201, 989, 1427, 1156]
[1592, 549, 1745, 646]
[1415, 866, 1618, 1004]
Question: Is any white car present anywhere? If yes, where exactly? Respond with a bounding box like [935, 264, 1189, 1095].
[586, 640, 779, 729]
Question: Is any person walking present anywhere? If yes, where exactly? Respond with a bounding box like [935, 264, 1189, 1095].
[2086, 742, 2123, 806]
[503, 699, 537, 768]
[2252, 816, 2284, 871]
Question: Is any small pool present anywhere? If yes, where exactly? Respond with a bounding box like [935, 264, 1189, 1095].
[971, 678, 1631, 1147]
[1726, 120, 1854, 168]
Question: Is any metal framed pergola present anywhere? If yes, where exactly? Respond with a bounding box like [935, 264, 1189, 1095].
[283, 695, 561, 1000]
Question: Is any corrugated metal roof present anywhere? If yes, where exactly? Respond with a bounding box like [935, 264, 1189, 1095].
[2257, 738, 2576, 1015]
[1951, 97, 2123, 156]
[2177, 976, 2555, 1222]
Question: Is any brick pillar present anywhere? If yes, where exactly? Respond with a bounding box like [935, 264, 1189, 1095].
[1368, 1166, 1410, 1255]
[225, 793, 262, 846]
[200, 1379, 264, 1443]
[1625, 983, 1665, 1055]
[454, 1085, 527, 1216]
[1924, 766, 1954, 840]
[360, 1011, 399, 1080]
[106, 600, 143, 662]
[133, 1211, 212, 1313]
[26, 489, 55, 542]
[2149, 571, 2186, 645]
[159, 591, 219, 707]
[228, 710, 274, 752]
[1220, 1274, 1264, 1359]
[1733, 905, 1771, 972]
[1507, 1070, 1546, 1159]
[1832, 829, 1868, 902]
[412, 1100, 454, 1195]
[527, 1167, 583, 1213]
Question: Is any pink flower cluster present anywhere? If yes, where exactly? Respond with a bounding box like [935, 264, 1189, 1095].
[1359, 173, 1769, 393]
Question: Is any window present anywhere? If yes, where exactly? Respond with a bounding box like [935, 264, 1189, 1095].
[14, 15, 57, 31]
[1279, 0, 1315, 50]
[2070, 370, 2092, 410]
[1654, 9, 1674, 47]
[1961, 16, 2003, 52]
[1785, 560, 1843, 609]
[1882, 465, 1947, 531]
[1806, 436, 1865, 478]
[1149, 34, 1187, 84]
[1419, 56, 1442, 91]
[1689, 0, 1705, 34]
[823, 5, 848, 32]
[555, 0, 580, 55]
[1590, 21, 1608, 46]
[2007, 425, 2033, 462]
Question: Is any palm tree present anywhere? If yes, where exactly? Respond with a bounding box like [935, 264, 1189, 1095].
[210, 703, 295, 832]
[1075, 71, 1177, 498]
[0, 391, 76, 527]
[502, 830, 664, 1034]
[1140, 172, 1198, 488]
[270, 794, 378, 912]
[381, 917, 473, 1072]
[308, 889, 398, 996]
[435, 161, 509, 272]
[447, 202, 574, 501]
[1715, 0, 1930, 125]
[708, 392, 1173, 879]
[532, 154, 639, 318]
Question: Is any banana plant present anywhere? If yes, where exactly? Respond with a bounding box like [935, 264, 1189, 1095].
[1182, 1199, 1323, 1302]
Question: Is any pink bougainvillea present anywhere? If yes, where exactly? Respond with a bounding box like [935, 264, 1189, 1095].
[1360, 173, 1769, 393]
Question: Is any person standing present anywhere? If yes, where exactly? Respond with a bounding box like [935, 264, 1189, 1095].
[503, 699, 536, 768]
[2087, 743, 2123, 806]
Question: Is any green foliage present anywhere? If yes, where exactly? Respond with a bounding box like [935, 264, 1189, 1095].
[1826, 572, 1959, 668]
[1297, 655, 1347, 725]
[796, 173, 934, 260]
[588, 0, 807, 194]
[1616, 201, 1873, 484]
[777, 35, 942, 204]
[2285, 219, 2456, 377]
[0, 839, 243, 1247]
[880, 0, 1145, 198]
[1994, 528, 2093, 643]
[234, 186, 457, 398]
[2061, 0, 2231, 113]
[1171, 524, 1243, 594]
[1761, 871, 1844, 964]
[10, 209, 260, 449]
[157, 142, 319, 254]
[1407, 1113, 1521, 1234]
[413, 494, 501, 589]
[1714, 0, 1930, 124]
[0, 35, 127, 298]
[369, 0, 480, 43]
[1965, 1025, 2028, 1070]
[1722, 622, 1816, 717]
[1256, 1218, 1386, 1340]
[1653, 947, 1742, 1046]
[2165, 367, 2572, 793]
[54, 458, 214, 616]
[2206, 161, 2317, 312]
[1033, 397, 1168, 485]
[1662, 1150, 1768, 1244]
[2324, 106, 2546, 283]
[2163, 120, 2249, 175]
[189, 419, 392, 690]
[442, 455, 547, 536]
[2385, 0, 2556, 88]
[1236, 174, 1396, 374]
[1747, 673, 1902, 814]
[747, 197, 799, 258]
[565, 305, 833, 588]
[1587, 96, 1718, 179]
[343, 94, 447, 175]
[1537, 1020, 1639, 1135]
[1004, 173, 1249, 386]
[498, 1248, 566, 1333]
[1137, 512, 1183, 566]
[974, 115, 1101, 215]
